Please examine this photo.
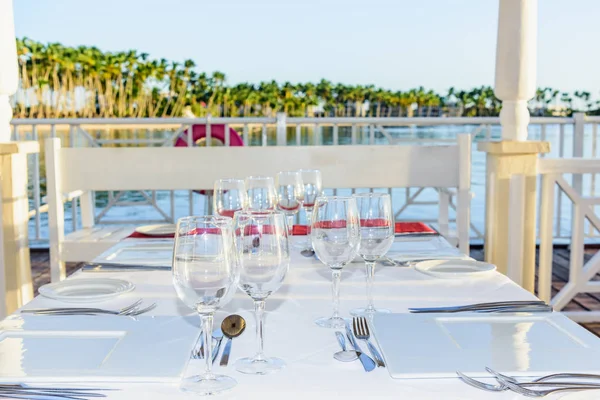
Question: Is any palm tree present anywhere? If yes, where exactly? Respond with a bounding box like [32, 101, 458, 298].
[10, 37, 595, 120]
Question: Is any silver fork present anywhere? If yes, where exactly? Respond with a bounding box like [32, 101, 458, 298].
[22, 300, 143, 316]
[124, 303, 156, 316]
[192, 332, 221, 360]
[23, 300, 156, 316]
[457, 370, 600, 393]
[486, 367, 600, 387]
[497, 375, 600, 397]
[352, 317, 385, 367]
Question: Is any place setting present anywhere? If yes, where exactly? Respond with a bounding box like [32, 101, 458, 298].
[5, 170, 600, 399]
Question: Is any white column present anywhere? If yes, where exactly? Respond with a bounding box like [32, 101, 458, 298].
[494, 0, 538, 141]
[276, 112, 287, 146]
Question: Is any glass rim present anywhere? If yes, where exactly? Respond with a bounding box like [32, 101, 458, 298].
[315, 195, 354, 202]
[352, 192, 391, 199]
[215, 178, 244, 184]
[298, 168, 321, 173]
[234, 209, 286, 218]
[177, 215, 233, 224]
[245, 175, 274, 181]
[276, 170, 302, 175]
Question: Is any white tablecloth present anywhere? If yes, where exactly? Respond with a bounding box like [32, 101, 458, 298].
[10, 239, 554, 399]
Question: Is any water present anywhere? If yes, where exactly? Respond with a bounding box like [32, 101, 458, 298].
[27, 122, 595, 246]
[172, 255, 237, 313]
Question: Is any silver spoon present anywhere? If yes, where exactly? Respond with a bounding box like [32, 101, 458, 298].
[220, 314, 246, 366]
[334, 331, 358, 362]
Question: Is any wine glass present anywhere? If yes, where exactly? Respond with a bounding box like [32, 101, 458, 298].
[299, 169, 322, 248]
[245, 176, 277, 211]
[311, 196, 361, 328]
[350, 193, 394, 316]
[233, 210, 290, 374]
[172, 216, 239, 395]
[213, 179, 247, 218]
[275, 171, 304, 235]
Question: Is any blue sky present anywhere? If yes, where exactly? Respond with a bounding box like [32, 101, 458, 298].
[13, 0, 600, 95]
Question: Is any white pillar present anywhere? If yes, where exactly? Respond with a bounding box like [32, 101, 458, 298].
[276, 112, 287, 146]
[494, 0, 538, 141]
[0, 0, 18, 142]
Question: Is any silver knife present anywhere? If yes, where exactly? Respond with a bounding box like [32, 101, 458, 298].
[82, 262, 170, 272]
[220, 337, 232, 366]
[212, 336, 223, 364]
[345, 323, 376, 372]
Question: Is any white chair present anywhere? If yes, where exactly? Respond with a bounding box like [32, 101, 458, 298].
[45, 134, 471, 281]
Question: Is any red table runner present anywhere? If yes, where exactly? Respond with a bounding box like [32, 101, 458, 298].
[126, 221, 436, 239]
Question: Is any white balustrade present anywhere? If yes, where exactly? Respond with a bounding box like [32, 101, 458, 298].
[7, 115, 596, 247]
[537, 158, 600, 322]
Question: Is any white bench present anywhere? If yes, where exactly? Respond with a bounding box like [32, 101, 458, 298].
[45, 135, 472, 281]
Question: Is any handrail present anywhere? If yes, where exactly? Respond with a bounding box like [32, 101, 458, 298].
[11, 116, 574, 125]
[538, 158, 600, 174]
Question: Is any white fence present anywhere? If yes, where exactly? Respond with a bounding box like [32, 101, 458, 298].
[535, 155, 600, 322]
[10, 113, 600, 247]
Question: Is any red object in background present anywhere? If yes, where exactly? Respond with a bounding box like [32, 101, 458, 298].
[175, 124, 244, 195]
[394, 222, 436, 234]
[174, 124, 244, 147]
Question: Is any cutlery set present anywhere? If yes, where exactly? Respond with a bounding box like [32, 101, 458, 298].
[409, 300, 552, 314]
[192, 315, 247, 367]
[0, 384, 112, 400]
[334, 317, 385, 372]
[21, 299, 157, 316]
[458, 368, 600, 397]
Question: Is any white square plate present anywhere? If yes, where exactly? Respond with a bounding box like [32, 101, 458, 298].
[93, 240, 174, 267]
[371, 312, 600, 379]
[0, 314, 198, 382]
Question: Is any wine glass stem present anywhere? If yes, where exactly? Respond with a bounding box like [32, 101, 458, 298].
[254, 300, 266, 361]
[305, 207, 313, 245]
[286, 214, 294, 236]
[201, 314, 215, 379]
[365, 261, 376, 312]
[331, 269, 341, 319]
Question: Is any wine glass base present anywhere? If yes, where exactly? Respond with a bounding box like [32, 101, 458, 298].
[350, 307, 392, 316]
[235, 357, 285, 375]
[180, 374, 236, 395]
[315, 315, 347, 329]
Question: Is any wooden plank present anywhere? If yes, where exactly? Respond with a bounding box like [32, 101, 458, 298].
[57, 145, 464, 191]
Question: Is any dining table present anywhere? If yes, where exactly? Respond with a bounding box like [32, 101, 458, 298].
[3, 234, 598, 400]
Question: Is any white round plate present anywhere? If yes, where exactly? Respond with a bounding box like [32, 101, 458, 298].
[413, 259, 496, 279]
[134, 224, 176, 236]
[39, 278, 135, 302]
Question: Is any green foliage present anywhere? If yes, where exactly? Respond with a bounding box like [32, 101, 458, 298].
[12, 38, 591, 119]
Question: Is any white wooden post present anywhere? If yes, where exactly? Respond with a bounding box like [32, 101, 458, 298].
[478, 141, 549, 292]
[572, 112, 585, 194]
[477, 0, 548, 292]
[0, 142, 39, 317]
[494, 0, 537, 141]
[0, 0, 18, 142]
[276, 112, 287, 146]
[45, 139, 66, 282]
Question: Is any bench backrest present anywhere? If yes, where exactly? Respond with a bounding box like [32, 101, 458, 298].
[46, 136, 471, 192]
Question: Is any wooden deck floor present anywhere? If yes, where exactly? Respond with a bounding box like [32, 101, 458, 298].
[470, 246, 600, 338]
[29, 247, 600, 337]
